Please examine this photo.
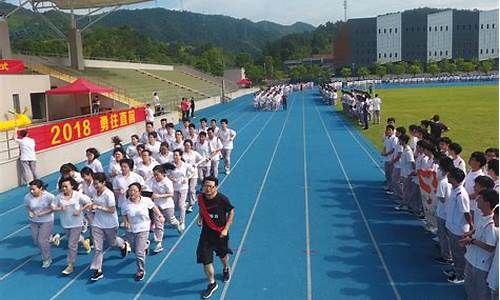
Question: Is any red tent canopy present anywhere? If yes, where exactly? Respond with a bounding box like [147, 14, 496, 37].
[46, 78, 113, 95]
[237, 78, 252, 85]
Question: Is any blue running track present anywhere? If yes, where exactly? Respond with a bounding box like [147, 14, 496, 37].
[0, 89, 465, 299]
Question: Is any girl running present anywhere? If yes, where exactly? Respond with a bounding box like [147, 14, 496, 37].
[84, 148, 104, 173]
[126, 134, 140, 159]
[155, 142, 173, 164]
[122, 183, 164, 281]
[182, 139, 204, 213]
[25, 179, 56, 268]
[168, 149, 194, 233]
[108, 148, 126, 179]
[136, 149, 159, 183]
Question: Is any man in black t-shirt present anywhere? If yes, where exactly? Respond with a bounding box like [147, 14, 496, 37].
[428, 114, 450, 142]
[196, 176, 234, 299]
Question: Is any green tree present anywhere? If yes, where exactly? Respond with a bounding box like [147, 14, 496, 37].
[341, 66, 351, 79]
[263, 55, 275, 78]
[357, 66, 370, 78]
[462, 61, 476, 73]
[427, 62, 439, 75]
[235, 52, 252, 67]
[273, 70, 286, 80]
[408, 64, 422, 76]
[392, 61, 407, 75]
[455, 58, 466, 72]
[479, 59, 493, 74]
[245, 64, 264, 84]
[374, 64, 387, 78]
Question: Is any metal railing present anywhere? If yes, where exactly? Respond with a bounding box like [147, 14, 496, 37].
[0, 130, 19, 162]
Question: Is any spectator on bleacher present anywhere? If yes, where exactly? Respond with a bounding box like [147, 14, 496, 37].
[92, 95, 100, 115]
[153, 92, 161, 115]
[190, 97, 196, 119]
[15, 129, 38, 185]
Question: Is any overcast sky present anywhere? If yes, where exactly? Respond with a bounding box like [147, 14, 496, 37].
[4, 0, 499, 26]
[128, 0, 499, 26]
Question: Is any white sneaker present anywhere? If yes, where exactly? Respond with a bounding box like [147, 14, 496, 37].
[432, 236, 439, 242]
[226, 169, 231, 175]
[82, 219, 89, 234]
[42, 259, 52, 269]
[179, 223, 185, 234]
[153, 242, 164, 253]
[187, 205, 193, 213]
[51, 233, 61, 247]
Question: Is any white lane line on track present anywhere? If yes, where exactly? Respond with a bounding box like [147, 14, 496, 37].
[219, 91, 296, 300]
[315, 103, 402, 300]
[0, 255, 36, 281]
[302, 93, 313, 300]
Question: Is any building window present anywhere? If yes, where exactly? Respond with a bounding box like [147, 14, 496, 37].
[395, 28, 397, 33]
[481, 24, 484, 29]
[379, 53, 381, 58]
[493, 24, 496, 29]
[440, 26, 443, 31]
[429, 26, 432, 31]
[429, 51, 432, 56]
[486, 49, 489, 54]
[434, 51, 437, 56]
[457, 25, 460, 30]
[384, 28, 386, 33]
[487, 24, 490, 29]
[395, 52, 398, 58]
[492, 49, 495, 53]
[384, 53, 387, 58]
[389, 28, 392, 33]
[389, 53, 392, 58]
[435, 26, 438, 31]
[446, 25, 448, 31]
[480, 49, 483, 54]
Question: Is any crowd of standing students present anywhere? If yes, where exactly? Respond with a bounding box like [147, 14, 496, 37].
[24, 116, 237, 298]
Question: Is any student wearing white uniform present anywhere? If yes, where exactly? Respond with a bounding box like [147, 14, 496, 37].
[25, 179, 56, 268]
[395, 135, 414, 211]
[487, 206, 499, 298]
[136, 150, 159, 183]
[409, 141, 425, 216]
[155, 142, 174, 165]
[461, 189, 498, 299]
[183, 140, 204, 212]
[52, 177, 92, 275]
[122, 183, 164, 281]
[465, 152, 487, 217]
[217, 119, 236, 175]
[487, 159, 499, 192]
[390, 127, 405, 200]
[449, 143, 467, 174]
[210, 119, 220, 136]
[140, 122, 157, 144]
[84, 148, 104, 173]
[89, 173, 130, 281]
[207, 128, 223, 178]
[371, 94, 381, 124]
[444, 168, 473, 284]
[434, 157, 453, 264]
[181, 119, 190, 139]
[156, 118, 169, 142]
[126, 135, 140, 160]
[145, 132, 161, 156]
[80, 167, 97, 198]
[145, 104, 155, 123]
[15, 129, 38, 184]
[198, 118, 209, 135]
[170, 130, 185, 152]
[195, 131, 212, 180]
[164, 123, 176, 145]
[169, 149, 194, 232]
[108, 149, 125, 179]
[149, 165, 181, 253]
[112, 159, 145, 210]
[133, 144, 146, 167]
[381, 125, 397, 191]
[187, 124, 198, 143]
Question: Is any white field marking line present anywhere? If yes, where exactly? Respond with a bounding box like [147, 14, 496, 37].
[0, 224, 30, 243]
[0, 204, 25, 217]
[0, 254, 37, 281]
[315, 104, 402, 300]
[48, 107, 274, 300]
[132, 108, 277, 300]
[219, 90, 296, 300]
[302, 94, 313, 300]
[48, 248, 111, 300]
[338, 118, 385, 175]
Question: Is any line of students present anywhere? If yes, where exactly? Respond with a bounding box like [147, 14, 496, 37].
[24, 117, 236, 282]
[380, 115, 499, 300]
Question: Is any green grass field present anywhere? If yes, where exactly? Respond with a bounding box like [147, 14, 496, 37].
[337, 84, 499, 161]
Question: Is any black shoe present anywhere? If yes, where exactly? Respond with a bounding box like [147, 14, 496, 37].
[90, 270, 104, 281]
[202, 282, 218, 299]
[135, 270, 145, 281]
[121, 242, 129, 258]
[434, 257, 453, 265]
[223, 268, 230, 282]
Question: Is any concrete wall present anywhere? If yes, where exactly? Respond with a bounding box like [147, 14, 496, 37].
[84, 59, 174, 71]
[0, 88, 257, 192]
[479, 9, 499, 60]
[0, 17, 12, 59]
[377, 13, 402, 64]
[427, 10, 453, 62]
[0, 75, 51, 117]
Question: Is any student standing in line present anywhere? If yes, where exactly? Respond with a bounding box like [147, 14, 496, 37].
[371, 94, 382, 124]
[89, 173, 130, 281]
[487, 159, 499, 191]
[15, 129, 38, 185]
[84, 148, 104, 173]
[444, 168, 473, 284]
[207, 128, 223, 178]
[169, 149, 194, 233]
[217, 119, 236, 175]
[464, 152, 487, 218]
[52, 177, 92, 275]
[153, 92, 161, 115]
[487, 206, 499, 298]
[150, 165, 181, 253]
[381, 125, 397, 191]
[122, 183, 164, 281]
[196, 176, 234, 299]
[394, 134, 414, 211]
[434, 157, 453, 264]
[25, 179, 56, 268]
[485, 148, 499, 164]
[449, 143, 467, 174]
[461, 189, 498, 299]
[389, 127, 405, 200]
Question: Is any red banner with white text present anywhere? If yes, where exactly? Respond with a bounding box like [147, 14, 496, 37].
[25, 107, 145, 151]
[0, 60, 25, 74]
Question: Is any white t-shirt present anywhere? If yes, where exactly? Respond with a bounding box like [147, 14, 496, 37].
[122, 197, 155, 233]
[371, 97, 381, 111]
[487, 242, 499, 290]
[54, 191, 91, 229]
[393, 143, 403, 168]
[435, 175, 452, 220]
[400, 145, 415, 178]
[194, 141, 211, 167]
[145, 142, 161, 156]
[207, 137, 223, 161]
[24, 191, 55, 223]
[112, 172, 145, 207]
[409, 136, 418, 152]
[383, 135, 398, 162]
[465, 214, 498, 271]
[218, 128, 236, 150]
[126, 144, 139, 159]
[149, 177, 174, 210]
[453, 156, 467, 175]
[15, 136, 36, 161]
[84, 159, 104, 173]
[136, 161, 159, 183]
[145, 108, 154, 123]
[169, 162, 194, 191]
[154, 152, 173, 165]
[182, 150, 203, 179]
[82, 180, 97, 198]
[108, 160, 121, 178]
[464, 169, 484, 197]
[92, 188, 119, 229]
[169, 141, 184, 152]
[445, 185, 471, 236]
